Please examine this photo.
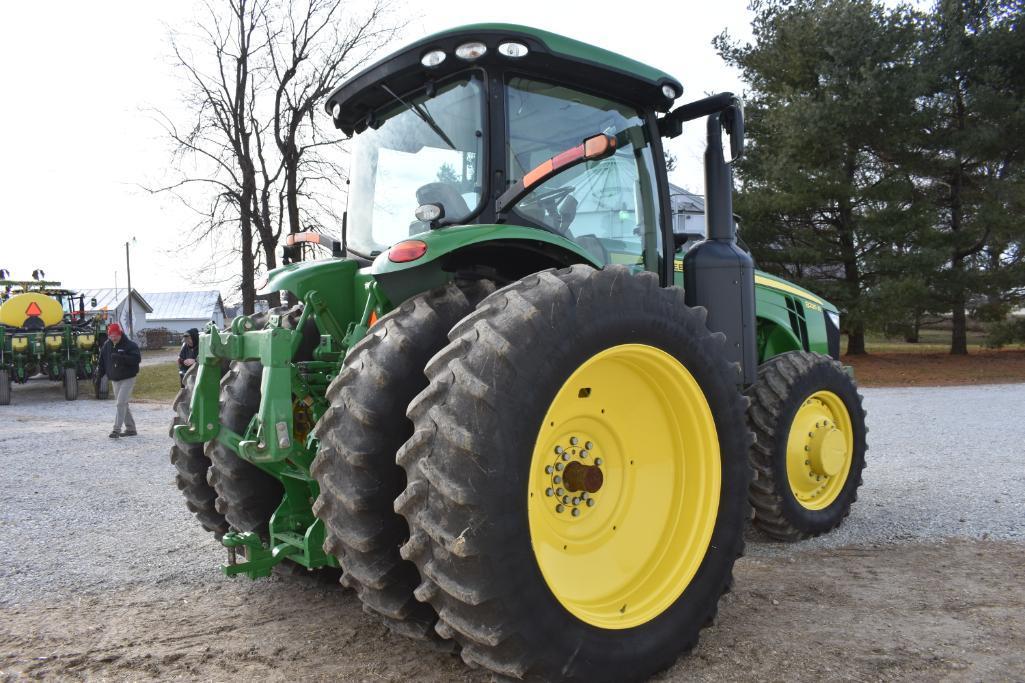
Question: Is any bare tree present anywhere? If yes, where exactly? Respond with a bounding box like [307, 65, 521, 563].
[152, 0, 400, 313]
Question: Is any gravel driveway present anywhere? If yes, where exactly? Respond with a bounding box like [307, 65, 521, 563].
[1, 378, 1023, 680]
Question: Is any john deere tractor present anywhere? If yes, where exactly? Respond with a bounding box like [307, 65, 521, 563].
[172, 24, 867, 680]
[0, 275, 108, 405]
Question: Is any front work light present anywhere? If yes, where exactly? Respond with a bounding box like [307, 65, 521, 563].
[455, 42, 487, 60]
[662, 85, 678, 100]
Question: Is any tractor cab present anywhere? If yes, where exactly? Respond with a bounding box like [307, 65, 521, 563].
[325, 24, 737, 288]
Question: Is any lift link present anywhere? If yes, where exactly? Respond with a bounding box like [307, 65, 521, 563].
[173, 287, 388, 579]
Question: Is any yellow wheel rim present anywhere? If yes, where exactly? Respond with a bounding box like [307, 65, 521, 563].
[527, 344, 721, 630]
[785, 390, 854, 510]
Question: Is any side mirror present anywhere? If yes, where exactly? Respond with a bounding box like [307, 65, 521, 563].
[723, 100, 745, 163]
[90, 297, 98, 307]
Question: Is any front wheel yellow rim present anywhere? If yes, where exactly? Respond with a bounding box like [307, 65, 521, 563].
[785, 390, 854, 510]
[527, 344, 721, 630]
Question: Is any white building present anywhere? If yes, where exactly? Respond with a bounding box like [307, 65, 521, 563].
[77, 288, 152, 335]
[143, 291, 226, 334]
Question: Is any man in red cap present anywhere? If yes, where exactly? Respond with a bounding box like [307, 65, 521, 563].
[97, 323, 142, 438]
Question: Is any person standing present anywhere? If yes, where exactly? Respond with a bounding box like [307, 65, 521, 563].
[178, 327, 199, 387]
[98, 323, 142, 438]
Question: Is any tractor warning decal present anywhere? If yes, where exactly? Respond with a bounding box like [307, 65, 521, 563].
[25, 301, 42, 317]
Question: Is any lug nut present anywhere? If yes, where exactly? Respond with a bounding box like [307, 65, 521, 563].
[570, 437, 579, 446]
[553, 475, 562, 484]
[545, 488, 554, 497]
[545, 465, 553, 474]
[572, 508, 580, 517]
[562, 496, 570, 504]
[562, 452, 570, 461]
[556, 488, 564, 496]
[572, 497, 580, 505]
[586, 441, 594, 450]
[556, 504, 565, 513]
[555, 446, 564, 455]
[556, 462, 564, 471]
[586, 499, 595, 507]
[595, 458, 603, 466]
[580, 450, 589, 458]
[581, 492, 589, 500]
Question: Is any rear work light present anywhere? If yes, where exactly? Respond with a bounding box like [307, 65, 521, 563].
[421, 50, 446, 67]
[498, 42, 529, 58]
[388, 240, 428, 263]
[455, 42, 487, 60]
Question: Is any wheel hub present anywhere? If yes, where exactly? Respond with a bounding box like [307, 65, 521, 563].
[808, 421, 845, 477]
[544, 438, 604, 516]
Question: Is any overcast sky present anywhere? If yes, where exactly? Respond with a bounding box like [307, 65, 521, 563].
[0, 0, 754, 303]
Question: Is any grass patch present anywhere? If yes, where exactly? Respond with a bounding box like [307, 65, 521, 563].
[133, 362, 181, 402]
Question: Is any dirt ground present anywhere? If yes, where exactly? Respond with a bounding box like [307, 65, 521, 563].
[1, 540, 1022, 682]
[844, 348, 1025, 387]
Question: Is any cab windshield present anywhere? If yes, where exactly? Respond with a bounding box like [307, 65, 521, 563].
[346, 73, 485, 257]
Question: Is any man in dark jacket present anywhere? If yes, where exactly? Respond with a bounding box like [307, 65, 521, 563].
[97, 323, 142, 438]
[178, 328, 199, 387]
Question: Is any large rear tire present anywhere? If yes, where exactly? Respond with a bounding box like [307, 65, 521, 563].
[311, 281, 491, 642]
[169, 365, 230, 538]
[395, 265, 752, 681]
[745, 351, 868, 540]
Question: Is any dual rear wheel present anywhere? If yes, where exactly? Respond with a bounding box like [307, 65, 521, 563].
[313, 265, 752, 681]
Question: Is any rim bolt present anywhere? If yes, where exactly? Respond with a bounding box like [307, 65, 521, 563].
[805, 460, 810, 465]
[555, 446, 564, 455]
[553, 475, 562, 484]
[545, 465, 553, 474]
[570, 437, 579, 446]
[587, 499, 595, 507]
[562, 496, 570, 504]
[556, 462, 564, 471]
[580, 450, 589, 458]
[556, 504, 565, 513]
[572, 508, 580, 517]
[586, 441, 594, 450]
[805, 446, 810, 452]
[572, 497, 580, 505]
[808, 432, 814, 437]
[545, 488, 554, 497]
[562, 452, 570, 461]
[595, 458, 603, 466]
[556, 488, 564, 496]
[581, 492, 589, 500]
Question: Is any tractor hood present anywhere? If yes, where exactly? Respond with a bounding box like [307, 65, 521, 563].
[325, 23, 683, 136]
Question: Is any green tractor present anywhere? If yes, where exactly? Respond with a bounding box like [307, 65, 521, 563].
[172, 24, 868, 680]
[0, 273, 109, 405]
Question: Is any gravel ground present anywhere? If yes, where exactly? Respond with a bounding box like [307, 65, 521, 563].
[1, 378, 1023, 680]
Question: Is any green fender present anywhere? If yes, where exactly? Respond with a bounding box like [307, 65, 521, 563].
[370, 224, 602, 303]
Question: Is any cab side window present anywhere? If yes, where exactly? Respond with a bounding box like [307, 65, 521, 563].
[506, 78, 661, 271]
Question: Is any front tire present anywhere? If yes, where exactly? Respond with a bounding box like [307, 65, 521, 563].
[745, 351, 868, 540]
[395, 265, 752, 681]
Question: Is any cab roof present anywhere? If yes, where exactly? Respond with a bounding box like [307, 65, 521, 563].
[325, 23, 683, 136]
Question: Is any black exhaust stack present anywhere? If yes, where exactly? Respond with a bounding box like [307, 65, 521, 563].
[682, 97, 757, 385]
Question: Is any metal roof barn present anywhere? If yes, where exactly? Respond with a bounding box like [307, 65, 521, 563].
[144, 291, 226, 334]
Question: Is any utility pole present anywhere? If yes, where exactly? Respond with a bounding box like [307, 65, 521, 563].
[125, 240, 133, 337]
